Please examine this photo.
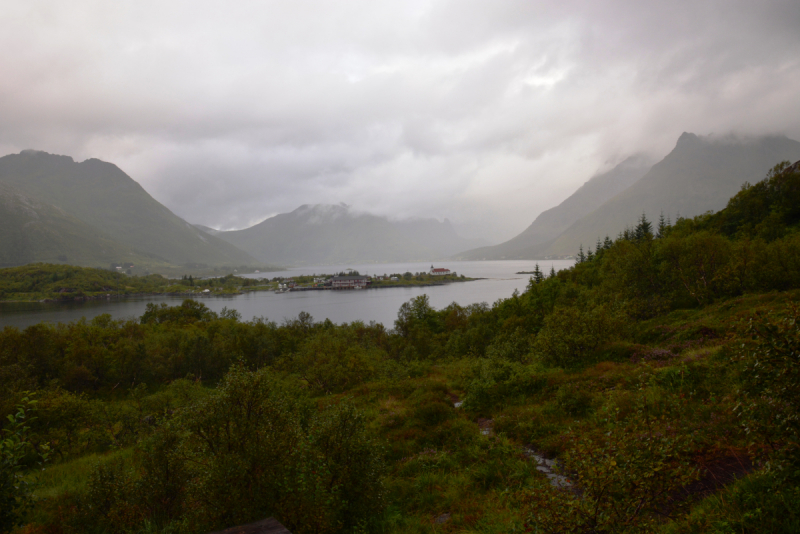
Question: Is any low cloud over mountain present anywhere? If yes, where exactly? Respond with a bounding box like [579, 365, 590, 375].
[1, 1, 799, 242]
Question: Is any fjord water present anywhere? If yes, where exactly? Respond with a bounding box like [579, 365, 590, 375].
[0, 260, 573, 329]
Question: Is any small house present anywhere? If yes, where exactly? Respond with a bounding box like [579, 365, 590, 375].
[429, 265, 450, 276]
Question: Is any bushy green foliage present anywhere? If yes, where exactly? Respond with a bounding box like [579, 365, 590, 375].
[709, 161, 800, 239]
[668, 470, 800, 533]
[7, 160, 800, 533]
[282, 326, 385, 394]
[140, 299, 218, 325]
[525, 394, 699, 533]
[463, 358, 549, 412]
[52, 367, 385, 534]
[735, 304, 800, 479]
[534, 305, 625, 367]
[1, 396, 48, 533]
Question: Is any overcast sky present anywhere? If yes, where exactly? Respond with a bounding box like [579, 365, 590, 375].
[1, 1, 799, 242]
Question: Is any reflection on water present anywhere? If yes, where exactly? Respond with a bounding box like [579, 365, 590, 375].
[0, 260, 574, 329]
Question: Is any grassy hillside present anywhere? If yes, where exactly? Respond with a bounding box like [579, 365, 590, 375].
[456, 154, 653, 260]
[543, 133, 800, 256]
[0, 183, 167, 270]
[0, 150, 257, 268]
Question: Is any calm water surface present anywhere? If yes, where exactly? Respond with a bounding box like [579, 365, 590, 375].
[0, 260, 573, 329]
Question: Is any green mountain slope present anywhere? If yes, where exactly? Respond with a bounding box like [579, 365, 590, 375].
[0, 183, 162, 269]
[542, 133, 800, 256]
[455, 154, 653, 260]
[215, 204, 481, 265]
[0, 150, 257, 267]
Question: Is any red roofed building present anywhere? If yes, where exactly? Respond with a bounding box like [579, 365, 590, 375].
[429, 265, 450, 276]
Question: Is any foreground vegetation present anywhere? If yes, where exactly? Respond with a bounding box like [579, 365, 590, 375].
[2, 161, 800, 533]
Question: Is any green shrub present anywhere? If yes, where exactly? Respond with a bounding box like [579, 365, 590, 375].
[463, 359, 549, 412]
[735, 304, 800, 479]
[50, 367, 386, 534]
[1, 396, 49, 533]
[286, 330, 383, 394]
[669, 470, 800, 534]
[133, 430, 190, 530]
[534, 306, 625, 368]
[554, 384, 594, 417]
[525, 394, 699, 533]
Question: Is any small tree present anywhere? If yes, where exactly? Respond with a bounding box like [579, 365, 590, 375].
[1, 396, 49, 533]
[634, 213, 653, 241]
[532, 263, 544, 284]
[657, 211, 669, 239]
[577, 245, 586, 264]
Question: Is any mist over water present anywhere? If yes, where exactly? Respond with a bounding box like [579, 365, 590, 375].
[0, 260, 573, 329]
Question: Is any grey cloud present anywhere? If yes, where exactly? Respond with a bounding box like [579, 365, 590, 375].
[1, 0, 799, 242]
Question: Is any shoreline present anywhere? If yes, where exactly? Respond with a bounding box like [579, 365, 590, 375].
[0, 278, 483, 304]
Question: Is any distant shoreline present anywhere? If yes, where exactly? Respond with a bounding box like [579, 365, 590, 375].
[274, 278, 483, 292]
[0, 277, 483, 304]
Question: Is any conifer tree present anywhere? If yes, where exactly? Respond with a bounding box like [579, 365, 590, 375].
[550, 265, 556, 278]
[657, 211, 668, 238]
[577, 245, 586, 264]
[533, 263, 543, 284]
[603, 236, 613, 250]
[586, 247, 594, 261]
[634, 212, 652, 241]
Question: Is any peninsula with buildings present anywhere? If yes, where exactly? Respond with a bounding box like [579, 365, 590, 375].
[0, 263, 475, 302]
[270, 265, 474, 293]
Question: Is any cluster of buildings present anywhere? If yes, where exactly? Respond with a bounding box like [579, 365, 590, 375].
[330, 275, 369, 289]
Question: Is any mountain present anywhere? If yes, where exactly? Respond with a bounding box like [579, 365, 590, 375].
[455, 154, 654, 260]
[391, 218, 487, 257]
[193, 224, 222, 236]
[0, 150, 257, 268]
[0, 182, 164, 269]
[542, 133, 800, 256]
[214, 204, 485, 265]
